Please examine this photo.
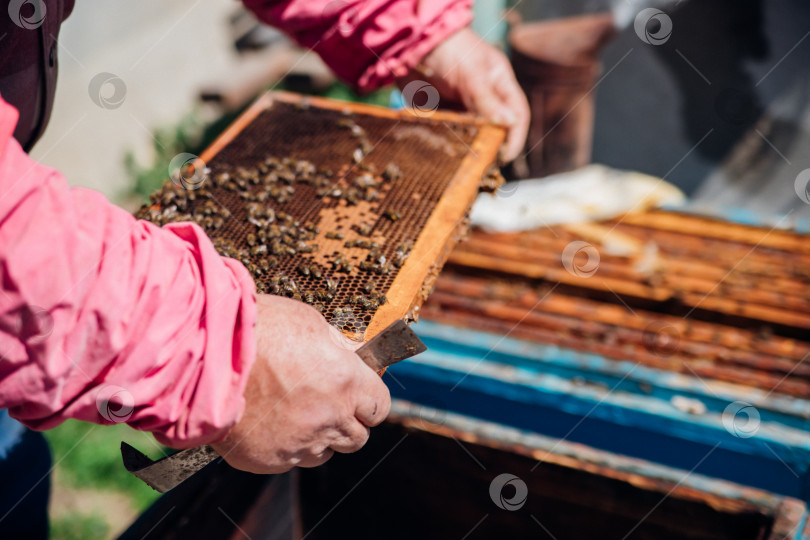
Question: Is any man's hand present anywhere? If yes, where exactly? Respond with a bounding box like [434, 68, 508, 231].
[211, 294, 391, 473]
[398, 27, 530, 163]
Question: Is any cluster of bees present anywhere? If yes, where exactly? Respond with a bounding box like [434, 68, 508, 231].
[479, 167, 506, 192]
[136, 139, 417, 325]
[136, 182, 230, 229]
[207, 222, 408, 317]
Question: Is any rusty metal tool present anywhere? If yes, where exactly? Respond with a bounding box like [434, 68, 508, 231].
[121, 319, 426, 493]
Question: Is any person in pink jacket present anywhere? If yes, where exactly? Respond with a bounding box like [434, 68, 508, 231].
[0, 0, 528, 536]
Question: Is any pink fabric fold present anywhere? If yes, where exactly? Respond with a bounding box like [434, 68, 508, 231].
[243, 0, 473, 91]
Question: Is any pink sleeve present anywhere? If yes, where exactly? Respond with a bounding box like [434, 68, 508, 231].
[0, 96, 257, 448]
[242, 0, 473, 92]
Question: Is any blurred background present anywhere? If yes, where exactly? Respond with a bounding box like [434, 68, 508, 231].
[32, 0, 810, 538]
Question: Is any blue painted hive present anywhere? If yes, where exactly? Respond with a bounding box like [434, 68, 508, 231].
[389, 209, 810, 501]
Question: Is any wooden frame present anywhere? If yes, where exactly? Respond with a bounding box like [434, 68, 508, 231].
[195, 90, 505, 341]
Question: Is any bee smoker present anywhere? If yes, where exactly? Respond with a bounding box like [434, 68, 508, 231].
[509, 13, 617, 178]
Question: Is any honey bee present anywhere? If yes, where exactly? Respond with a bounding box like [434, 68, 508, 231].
[282, 280, 299, 295]
[350, 295, 371, 308]
[203, 201, 218, 215]
[310, 266, 323, 279]
[398, 240, 414, 252]
[246, 233, 257, 246]
[363, 280, 376, 293]
[246, 203, 262, 218]
[325, 231, 344, 240]
[345, 189, 360, 206]
[332, 255, 354, 273]
[383, 163, 402, 181]
[297, 264, 311, 277]
[325, 279, 339, 292]
[251, 245, 268, 256]
[359, 162, 376, 174]
[370, 263, 392, 275]
[383, 209, 402, 222]
[161, 191, 176, 206]
[214, 172, 231, 186]
[366, 250, 385, 265]
[355, 223, 372, 237]
[480, 168, 505, 193]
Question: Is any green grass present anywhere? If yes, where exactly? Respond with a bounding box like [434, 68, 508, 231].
[44, 420, 165, 511]
[50, 512, 110, 540]
[125, 112, 208, 202]
[321, 81, 393, 108]
[45, 420, 169, 539]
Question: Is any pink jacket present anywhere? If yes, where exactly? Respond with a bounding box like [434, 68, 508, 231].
[244, 0, 472, 92]
[0, 0, 471, 448]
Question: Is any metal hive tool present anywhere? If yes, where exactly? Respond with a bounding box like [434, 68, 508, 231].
[136, 91, 505, 341]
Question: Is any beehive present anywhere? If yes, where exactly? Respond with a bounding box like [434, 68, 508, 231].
[135, 91, 504, 341]
[424, 210, 810, 397]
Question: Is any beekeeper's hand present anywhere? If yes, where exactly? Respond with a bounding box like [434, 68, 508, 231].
[211, 294, 391, 473]
[398, 27, 530, 163]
